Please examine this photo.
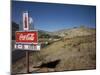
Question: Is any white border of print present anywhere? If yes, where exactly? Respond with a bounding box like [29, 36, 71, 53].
[0, 0, 100, 75]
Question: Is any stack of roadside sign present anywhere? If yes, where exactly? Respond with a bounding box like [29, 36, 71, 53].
[14, 11, 40, 51]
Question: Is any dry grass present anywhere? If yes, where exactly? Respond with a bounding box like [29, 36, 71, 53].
[40, 34, 96, 71]
[12, 34, 96, 73]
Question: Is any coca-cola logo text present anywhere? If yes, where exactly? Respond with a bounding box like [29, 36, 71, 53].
[19, 33, 34, 41]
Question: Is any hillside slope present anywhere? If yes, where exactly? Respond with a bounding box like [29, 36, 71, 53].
[12, 27, 96, 73]
[32, 27, 96, 72]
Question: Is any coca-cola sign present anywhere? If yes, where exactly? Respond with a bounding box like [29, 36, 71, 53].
[16, 31, 38, 44]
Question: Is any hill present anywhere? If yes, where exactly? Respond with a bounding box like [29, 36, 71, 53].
[52, 27, 96, 37]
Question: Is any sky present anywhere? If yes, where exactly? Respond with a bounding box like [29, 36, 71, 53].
[12, 1, 96, 32]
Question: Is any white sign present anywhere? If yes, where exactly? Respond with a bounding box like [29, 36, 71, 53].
[15, 44, 40, 51]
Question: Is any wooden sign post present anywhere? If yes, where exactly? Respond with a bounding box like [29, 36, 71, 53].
[26, 50, 29, 73]
[23, 11, 30, 73]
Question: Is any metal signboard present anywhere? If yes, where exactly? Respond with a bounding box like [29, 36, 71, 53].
[15, 31, 38, 44]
